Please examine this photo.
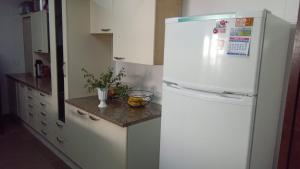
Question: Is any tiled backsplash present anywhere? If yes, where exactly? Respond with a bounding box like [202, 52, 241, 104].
[115, 62, 163, 104]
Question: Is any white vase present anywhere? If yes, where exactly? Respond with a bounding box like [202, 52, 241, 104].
[97, 88, 108, 108]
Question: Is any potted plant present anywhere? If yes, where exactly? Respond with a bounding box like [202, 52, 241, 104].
[82, 67, 127, 108]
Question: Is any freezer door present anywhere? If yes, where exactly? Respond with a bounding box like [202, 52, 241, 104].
[163, 16, 265, 95]
[160, 84, 256, 169]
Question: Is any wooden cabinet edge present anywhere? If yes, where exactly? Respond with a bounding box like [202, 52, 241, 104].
[153, 0, 182, 65]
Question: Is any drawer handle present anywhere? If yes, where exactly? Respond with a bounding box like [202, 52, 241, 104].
[40, 102, 46, 107]
[40, 93, 45, 97]
[40, 112, 46, 117]
[41, 130, 47, 136]
[28, 104, 34, 108]
[101, 28, 111, 32]
[27, 96, 33, 99]
[41, 121, 47, 126]
[28, 112, 34, 117]
[89, 115, 100, 121]
[56, 122, 63, 128]
[56, 137, 64, 144]
[113, 57, 125, 60]
[77, 110, 86, 116]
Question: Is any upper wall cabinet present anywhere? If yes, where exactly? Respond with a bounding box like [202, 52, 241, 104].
[90, 0, 113, 34]
[113, 0, 182, 65]
[31, 11, 49, 53]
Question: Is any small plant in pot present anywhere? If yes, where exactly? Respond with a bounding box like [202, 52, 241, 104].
[82, 67, 128, 108]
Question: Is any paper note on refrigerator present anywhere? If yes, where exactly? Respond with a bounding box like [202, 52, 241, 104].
[227, 37, 251, 56]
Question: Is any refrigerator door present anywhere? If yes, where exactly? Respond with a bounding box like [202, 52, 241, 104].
[160, 84, 256, 169]
[163, 15, 265, 95]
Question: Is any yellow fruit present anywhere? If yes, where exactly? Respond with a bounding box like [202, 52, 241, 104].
[128, 96, 145, 107]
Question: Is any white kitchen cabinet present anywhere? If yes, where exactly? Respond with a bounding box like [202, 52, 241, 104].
[31, 11, 49, 53]
[112, 0, 182, 65]
[65, 103, 161, 169]
[86, 114, 127, 169]
[15, 84, 54, 139]
[90, 0, 113, 34]
[36, 100, 55, 140]
[17, 83, 28, 122]
[26, 99, 38, 130]
[64, 105, 91, 168]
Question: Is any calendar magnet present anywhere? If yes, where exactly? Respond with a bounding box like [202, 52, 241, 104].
[227, 37, 251, 56]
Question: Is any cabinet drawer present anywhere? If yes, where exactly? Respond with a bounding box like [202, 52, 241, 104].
[38, 101, 50, 112]
[36, 91, 51, 103]
[54, 120, 65, 134]
[26, 102, 36, 112]
[38, 119, 49, 129]
[26, 86, 36, 95]
[39, 127, 50, 138]
[26, 94, 35, 104]
[27, 110, 38, 130]
[37, 107, 49, 119]
[54, 135, 67, 152]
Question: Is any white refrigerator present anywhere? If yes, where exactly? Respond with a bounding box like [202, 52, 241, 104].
[160, 10, 290, 169]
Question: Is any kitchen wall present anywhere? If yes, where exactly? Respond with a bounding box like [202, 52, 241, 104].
[116, 0, 300, 104]
[0, 0, 25, 114]
[183, 0, 299, 23]
[116, 62, 163, 103]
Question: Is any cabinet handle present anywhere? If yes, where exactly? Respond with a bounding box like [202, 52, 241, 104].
[40, 112, 46, 117]
[77, 110, 87, 116]
[35, 50, 42, 53]
[56, 122, 63, 128]
[40, 93, 45, 97]
[27, 96, 33, 99]
[101, 28, 111, 32]
[89, 115, 100, 121]
[41, 130, 47, 136]
[113, 57, 125, 60]
[40, 102, 46, 107]
[56, 137, 64, 144]
[28, 112, 34, 117]
[28, 104, 34, 108]
[41, 120, 47, 126]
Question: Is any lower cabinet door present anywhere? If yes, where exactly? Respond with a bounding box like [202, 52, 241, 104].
[64, 106, 91, 168]
[18, 83, 28, 122]
[86, 114, 127, 169]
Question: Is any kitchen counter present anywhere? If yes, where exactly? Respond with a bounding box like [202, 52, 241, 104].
[7, 73, 52, 95]
[65, 96, 161, 127]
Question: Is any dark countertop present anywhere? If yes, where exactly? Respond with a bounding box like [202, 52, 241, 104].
[7, 73, 52, 95]
[65, 96, 161, 127]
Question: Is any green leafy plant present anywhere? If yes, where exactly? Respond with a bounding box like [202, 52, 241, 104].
[81, 67, 126, 93]
[114, 83, 131, 98]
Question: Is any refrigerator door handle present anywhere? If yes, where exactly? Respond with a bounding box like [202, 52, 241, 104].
[164, 81, 182, 89]
[164, 82, 255, 105]
[165, 81, 249, 99]
[218, 93, 243, 99]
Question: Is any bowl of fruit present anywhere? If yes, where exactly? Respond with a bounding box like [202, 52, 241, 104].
[127, 90, 153, 107]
